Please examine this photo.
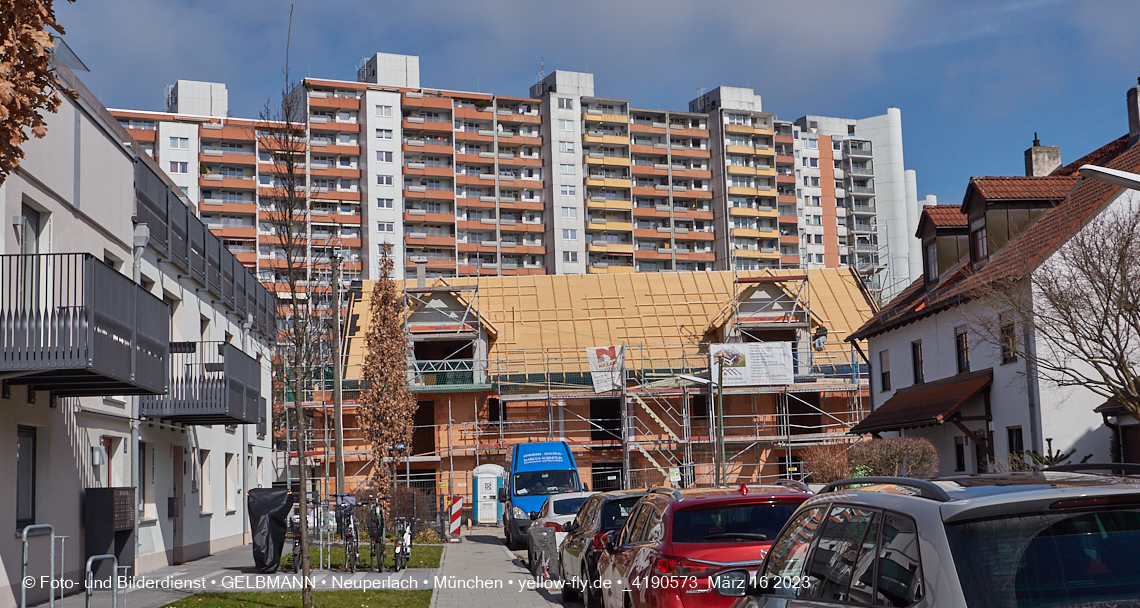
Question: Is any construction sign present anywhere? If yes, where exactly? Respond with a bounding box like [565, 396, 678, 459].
[586, 345, 625, 393]
[710, 342, 794, 386]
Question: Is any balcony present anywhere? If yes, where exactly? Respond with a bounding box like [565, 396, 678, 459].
[408, 358, 489, 392]
[140, 341, 261, 424]
[0, 254, 169, 397]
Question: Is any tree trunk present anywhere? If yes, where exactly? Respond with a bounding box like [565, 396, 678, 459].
[292, 376, 312, 605]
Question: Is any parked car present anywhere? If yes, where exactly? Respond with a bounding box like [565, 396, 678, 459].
[597, 482, 811, 608]
[500, 441, 583, 550]
[526, 491, 596, 578]
[560, 490, 646, 606]
[712, 466, 1140, 608]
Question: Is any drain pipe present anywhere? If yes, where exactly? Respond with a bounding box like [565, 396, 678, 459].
[130, 224, 149, 582]
[242, 315, 253, 543]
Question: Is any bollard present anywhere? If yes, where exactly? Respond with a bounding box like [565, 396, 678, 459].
[84, 554, 118, 608]
[21, 524, 55, 608]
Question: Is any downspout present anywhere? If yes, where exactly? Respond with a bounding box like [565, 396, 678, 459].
[1101, 412, 1121, 465]
[131, 224, 150, 579]
[242, 316, 252, 544]
[1022, 322, 1043, 454]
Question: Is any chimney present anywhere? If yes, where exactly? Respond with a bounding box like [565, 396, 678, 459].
[1129, 76, 1140, 146]
[1024, 133, 1061, 176]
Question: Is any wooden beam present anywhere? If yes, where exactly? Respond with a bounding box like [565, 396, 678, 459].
[952, 420, 995, 462]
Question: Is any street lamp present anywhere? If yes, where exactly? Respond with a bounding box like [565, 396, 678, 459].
[678, 367, 726, 487]
[1079, 164, 1140, 189]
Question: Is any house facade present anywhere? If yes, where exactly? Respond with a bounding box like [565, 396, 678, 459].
[0, 62, 277, 607]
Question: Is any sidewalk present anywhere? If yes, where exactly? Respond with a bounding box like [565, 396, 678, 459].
[33, 545, 439, 608]
[432, 529, 563, 608]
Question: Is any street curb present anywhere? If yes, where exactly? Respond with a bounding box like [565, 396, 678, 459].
[429, 537, 450, 608]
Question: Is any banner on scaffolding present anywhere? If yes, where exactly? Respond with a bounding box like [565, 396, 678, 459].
[709, 342, 794, 386]
[586, 345, 626, 393]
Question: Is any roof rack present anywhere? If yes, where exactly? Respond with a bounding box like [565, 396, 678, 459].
[774, 479, 811, 493]
[820, 477, 952, 502]
[650, 487, 684, 501]
[1043, 463, 1140, 475]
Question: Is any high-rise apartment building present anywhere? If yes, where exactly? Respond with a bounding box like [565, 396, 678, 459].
[112, 52, 928, 298]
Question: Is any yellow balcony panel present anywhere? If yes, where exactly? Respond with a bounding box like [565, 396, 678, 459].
[727, 165, 757, 176]
[587, 221, 633, 232]
[604, 178, 631, 188]
[587, 242, 634, 254]
[583, 134, 604, 144]
[757, 229, 780, 238]
[760, 249, 781, 259]
[724, 124, 754, 135]
[754, 166, 776, 177]
[603, 156, 631, 166]
[728, 186, 758, 196]
[734, 248, 766, 259]
[753, 146, 776, 157]
[587, 263, 635, 274]
[725, 145, 755, 155]
[585, 178, 606, 187]
[586, 198, 633, 210]
[584, 112, 630, 125]
[732, 228, 762, 238]
[728, 206, 761, 218]
[585, 155, 605, 165]
[753, 125, 774, 136]
[757, 207, 779, 218]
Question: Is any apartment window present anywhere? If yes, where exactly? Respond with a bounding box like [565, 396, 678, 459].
[338, 133, 355, 144]
[726, 113, 748, 125]
[377, 222, 394, 232]
[562, 229, 577, 240]
[971, 219, 988, 261]
[560, 164, 575, 175]
[377, 175, 393, 185]
[169, 137, 189, 149]
[955, 328, 970, 374]
[169, 161, 188, 174]
[1001, 321, 1017, 363]
[558, 119, 574, 132]
[561, 207, 577, 219]
[377, 198, 393, 208]
[1008, 426, 1024, 456]
[954, 437, 966, 472]
[806, 139, 818, 149]
[925, 242, 938, 282]
[224, 453, 237, 512]
[815, 254, 824, 263]
[561, 185, 576, 196]
[375, 105, 392, 117]
[198, 449, 212, 512]
[563, 251, 578, 263]
[376, 150, 393, 162]
[558, 98, 573, 109]
[17, 426, 36, 528]
[375, 129, 393, 140]
[879, 350, 890, 391]
[559, 141, 575, 153]
[911, 340, 924, 384]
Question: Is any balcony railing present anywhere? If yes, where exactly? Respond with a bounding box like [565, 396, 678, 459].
[140, 341, 261, 424]
[407, 358, 489, 391]
[0, 253, 169, 396]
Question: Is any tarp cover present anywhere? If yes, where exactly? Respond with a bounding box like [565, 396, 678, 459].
[248, 488, 294, 573]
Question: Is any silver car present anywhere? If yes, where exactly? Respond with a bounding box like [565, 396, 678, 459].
[713, 466, 1140, 608]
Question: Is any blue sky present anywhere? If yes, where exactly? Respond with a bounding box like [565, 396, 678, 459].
[57, 0, 1140, 206]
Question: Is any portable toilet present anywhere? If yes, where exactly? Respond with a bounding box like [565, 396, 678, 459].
[471, 463, 505, 525]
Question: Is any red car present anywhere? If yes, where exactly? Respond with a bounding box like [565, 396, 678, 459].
[596, 483, 810, 608]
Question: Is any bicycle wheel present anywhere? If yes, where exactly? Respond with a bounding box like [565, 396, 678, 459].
[347, 537, 357, 573]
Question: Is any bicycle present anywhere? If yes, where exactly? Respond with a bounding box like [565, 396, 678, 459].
[335, 494, 359, 573]
[365, 501, 386, 572]
[289, 514, 301, 574]
[392, 517, 413, 571]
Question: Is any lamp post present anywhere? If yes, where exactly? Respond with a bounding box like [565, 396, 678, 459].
[1079, 164, 1140, 189]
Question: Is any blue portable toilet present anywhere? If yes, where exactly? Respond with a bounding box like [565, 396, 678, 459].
[471, 463, 505, 525]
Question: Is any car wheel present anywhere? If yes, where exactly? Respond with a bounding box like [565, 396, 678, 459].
[582, 565, 597, 608]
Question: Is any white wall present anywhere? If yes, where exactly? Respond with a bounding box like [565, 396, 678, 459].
[361, 89, 404, 278]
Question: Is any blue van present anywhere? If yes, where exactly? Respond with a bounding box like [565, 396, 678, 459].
[498, 441, 581, 549]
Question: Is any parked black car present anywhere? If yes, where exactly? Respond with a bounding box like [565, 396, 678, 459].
[559, 490, 645, 606]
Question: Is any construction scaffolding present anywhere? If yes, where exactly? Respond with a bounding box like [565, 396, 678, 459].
[287, 269, 871, 507]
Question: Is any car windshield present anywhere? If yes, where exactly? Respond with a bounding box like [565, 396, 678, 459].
[946, 507, 1140, 608]
[672, 502, 800, 543]
[513, 470, 579, 496]
[553, 496, 589, 515]
[600, 497, 641, 532]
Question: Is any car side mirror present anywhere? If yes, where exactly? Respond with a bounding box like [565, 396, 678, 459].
[498, 487, 507, 502]
[712, 569, 751, 597]
[565, 521, 577, 533]
[528, 511, 540, 520]
[601, 530, 616, 553]
[582, 483, 589, 491]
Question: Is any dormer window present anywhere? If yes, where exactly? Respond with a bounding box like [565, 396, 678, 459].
[970, 218, 988, 262]
[925, 242, 938, 282]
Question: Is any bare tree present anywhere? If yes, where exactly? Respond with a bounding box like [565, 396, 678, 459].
[258, 7, 317, 606]
[357, 245, 416, 511]
[0, 0, 73, 183]
[970, 194, 1140, 420]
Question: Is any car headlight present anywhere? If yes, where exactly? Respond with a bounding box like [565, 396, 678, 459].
[512, 506, 529, 519]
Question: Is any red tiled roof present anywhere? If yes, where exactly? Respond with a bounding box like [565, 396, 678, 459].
[851, 139, 1140, 341]
[968, 176, 1079, 201]
[922, 205, 967, 228]
[849, 369, 993, 434]
[1052, 134, 1130, 176]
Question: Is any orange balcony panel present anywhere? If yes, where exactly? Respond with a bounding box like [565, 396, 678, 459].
[456, 243, 499, 254]
[454, 107, 494, 120]
[309, 166, 363, 179]
[199, 177, 256, 190]
[630, 144, 668, 156]
[668, 127, 709, 138]
[674, 190, 712, 200]
[776, 174, 796, 184]
[456, 198, 496, 209]
[779, 234, 799, 244]
[455, 131, 494, 144]
[216, 226, 256, 239]
[781, 255, 800, 265]
[337, 238, 362, 247]
[517, 245, 546, 255]
[454, 154, 494, 166]
[498, 200, 544, 211]
[326, 214, 362, 224]
[404, 235, 456, 247]
[632, 186, 666, 197]
[312, 121, 360, 134]
[408, 258, 457, 270]
[779, 214, 798, 224]
[126, 129, 156, 142]
[403, 211, 455, 224]
[778, 195, 797, 205]
[676, 251, 715, 262]
[235, 251, 258, 266]
[631, 165, 668, 177]
[508, 135, 542, 147]
[496, 113, 541, 125]
[673, 231, 715, 241]
[632, 207, 670, 219]
[403, 189, 454, 200]
[630, 123, 667, 135]
[774, 134, 794, 144]
[634, 249, 672, 261]
[633, 228, 666, 239]
[775, 154, 794, 165]
[199, 202, 257, 215]
[402, 119, 453, 133]
[676, 209, 714, 221]
[312, 190, 361, 202]
[320, 144, 360, 156]
[671, 169, 712, 179]
[456, 264, 480, 275]
[455, 174, 491, 186]
[402, 96, 453, 110]
[669, 148, 711, 159]
[212, 126, 257, 141]
[309, 96, 360, 110]
[456, 220, 493, 231]
[403, 165, 454, 178]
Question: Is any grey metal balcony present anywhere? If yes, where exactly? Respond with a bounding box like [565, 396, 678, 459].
[140, 341, 261, 424]
[0, 253, 169, 396]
